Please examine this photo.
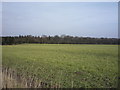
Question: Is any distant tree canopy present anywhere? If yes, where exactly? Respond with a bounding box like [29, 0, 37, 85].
[1, 35, 120, 45]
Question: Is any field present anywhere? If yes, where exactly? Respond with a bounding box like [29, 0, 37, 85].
[2, 44, 118, 88]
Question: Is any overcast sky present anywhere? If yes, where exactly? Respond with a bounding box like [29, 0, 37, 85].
[2, 2, 118, 38]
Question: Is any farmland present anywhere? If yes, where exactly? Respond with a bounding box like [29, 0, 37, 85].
[2, 44, 118, 88]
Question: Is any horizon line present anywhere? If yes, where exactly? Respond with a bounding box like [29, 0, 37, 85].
[1, 35, 119, 39]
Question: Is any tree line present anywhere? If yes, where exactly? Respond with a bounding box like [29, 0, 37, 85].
[1, 35, 120, 45]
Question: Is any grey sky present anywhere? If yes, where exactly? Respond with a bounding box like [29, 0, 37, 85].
[2, 2, 118, 38]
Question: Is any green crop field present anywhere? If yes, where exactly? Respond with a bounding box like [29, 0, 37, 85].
[2, 44, 118, 88]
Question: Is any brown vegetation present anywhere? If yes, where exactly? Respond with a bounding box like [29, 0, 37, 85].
[2, 67, 59, 88]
